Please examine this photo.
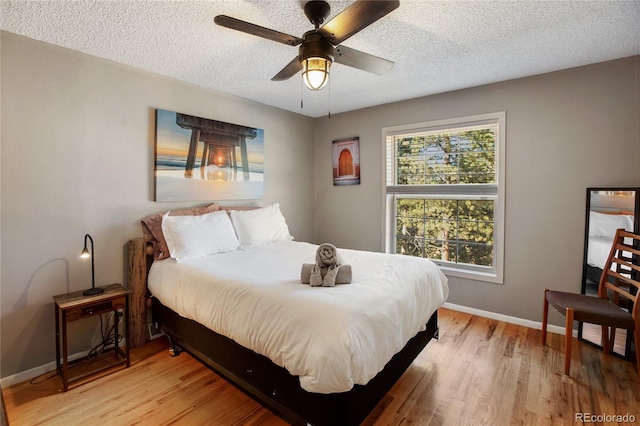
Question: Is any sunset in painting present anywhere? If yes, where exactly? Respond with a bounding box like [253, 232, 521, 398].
[155, 109, 264, 201]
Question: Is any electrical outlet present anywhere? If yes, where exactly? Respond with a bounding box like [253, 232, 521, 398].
[148, 322, 164, 340]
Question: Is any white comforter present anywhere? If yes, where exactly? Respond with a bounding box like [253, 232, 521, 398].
[587, 236, 614, 270]
[148, 240, 448, 394]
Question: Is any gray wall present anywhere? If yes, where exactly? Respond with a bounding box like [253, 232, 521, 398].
[0, 32, 315, 378]
[313, 56, 640, 324]
[2, 29, 639, 380]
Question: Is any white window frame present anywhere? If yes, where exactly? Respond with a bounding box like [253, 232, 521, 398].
[382, 112, 506, 284]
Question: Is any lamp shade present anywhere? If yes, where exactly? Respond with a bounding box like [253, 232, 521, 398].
[302, 57, 331, 91]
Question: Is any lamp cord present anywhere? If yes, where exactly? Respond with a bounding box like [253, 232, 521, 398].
[86, 312, 123, 360]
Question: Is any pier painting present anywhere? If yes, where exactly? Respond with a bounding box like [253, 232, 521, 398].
[155, 109, 264, 201]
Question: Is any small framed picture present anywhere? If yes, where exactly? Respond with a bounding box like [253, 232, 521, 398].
[332, 137, 360, 186]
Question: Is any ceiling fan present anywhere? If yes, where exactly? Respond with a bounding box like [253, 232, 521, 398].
[214, 0, 400, 91]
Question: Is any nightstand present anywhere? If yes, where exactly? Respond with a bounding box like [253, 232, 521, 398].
[53, 283, 130, 391]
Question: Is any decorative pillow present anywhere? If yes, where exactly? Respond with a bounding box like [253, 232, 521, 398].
[141, 203, 219, 260]
[229, 203, 294, 249]
[589, 211, 634, 239]
[161, 210, 239, 262]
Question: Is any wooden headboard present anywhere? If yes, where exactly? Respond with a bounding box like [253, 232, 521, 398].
[127, 238, 155, 349]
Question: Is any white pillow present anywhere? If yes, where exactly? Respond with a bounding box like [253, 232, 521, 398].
[589, 211, 634, 239]
[161, 210, 239, 262]
[229, 203, 293, 249]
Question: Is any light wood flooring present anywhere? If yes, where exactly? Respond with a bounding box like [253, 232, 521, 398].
[3, 308, 639, 425]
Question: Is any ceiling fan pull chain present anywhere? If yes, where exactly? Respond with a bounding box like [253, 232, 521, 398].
[300, 75, 304, 109]
[328, 78, 331, 119]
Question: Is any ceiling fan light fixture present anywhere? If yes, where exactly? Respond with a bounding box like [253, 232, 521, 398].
[215, 0, 400, 92]
[303, 57, 331, 90]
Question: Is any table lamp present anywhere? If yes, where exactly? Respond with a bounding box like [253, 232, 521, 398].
[81, 234, 104, 296]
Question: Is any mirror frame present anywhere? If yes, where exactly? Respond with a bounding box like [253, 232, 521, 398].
[578, 187, 640, 359]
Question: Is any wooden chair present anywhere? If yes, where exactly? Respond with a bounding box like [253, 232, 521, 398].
[542, 228, 640, 376]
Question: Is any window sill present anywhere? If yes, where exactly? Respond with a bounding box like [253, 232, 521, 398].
[436, 263, 503, 284]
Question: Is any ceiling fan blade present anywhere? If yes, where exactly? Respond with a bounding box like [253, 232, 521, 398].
[214, 15, 303, 46]
[334, 45, 394, 75]
[271, 57, 303, 81]
[318, 0, 399, 45]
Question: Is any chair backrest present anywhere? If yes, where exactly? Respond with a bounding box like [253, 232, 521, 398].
[598, 228, 640, 322]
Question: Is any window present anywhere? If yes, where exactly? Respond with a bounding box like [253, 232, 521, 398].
[383, 112, 505, 283]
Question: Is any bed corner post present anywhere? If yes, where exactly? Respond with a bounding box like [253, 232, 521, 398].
[128, 237, 149, 348]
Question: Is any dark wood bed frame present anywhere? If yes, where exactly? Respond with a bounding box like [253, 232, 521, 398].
[128, 238, 439, 426]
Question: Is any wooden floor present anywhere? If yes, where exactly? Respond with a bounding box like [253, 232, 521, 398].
[3, 308, 639, 425]
[582, 323, 629, 357]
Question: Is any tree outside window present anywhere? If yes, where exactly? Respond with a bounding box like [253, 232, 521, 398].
[385, 112, 505, 283]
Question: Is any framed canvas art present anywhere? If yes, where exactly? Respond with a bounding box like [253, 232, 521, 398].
[155, 109, 264, 201]
[332, 137, 360, 186]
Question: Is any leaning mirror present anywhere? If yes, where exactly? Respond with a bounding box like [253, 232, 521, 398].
[579, 187, 639, 358]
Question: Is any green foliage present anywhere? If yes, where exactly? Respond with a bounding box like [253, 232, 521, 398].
[393, 130, 496, 267]
[396, 129, 495, 185]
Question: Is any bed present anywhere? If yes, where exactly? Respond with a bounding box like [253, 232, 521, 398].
[129, 203, 449, 426]
[585, 210, 635, 285]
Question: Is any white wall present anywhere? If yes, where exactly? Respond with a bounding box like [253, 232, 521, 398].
[0, 32, 315, 378]
[313, 56, 640, 323]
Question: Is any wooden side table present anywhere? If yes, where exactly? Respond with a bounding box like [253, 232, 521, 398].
[53, 283, 130, 391]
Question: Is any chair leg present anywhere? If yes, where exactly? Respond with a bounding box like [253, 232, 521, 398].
[634, 328, 640, 374]
[604, 326, 614, 354]
[542, 290, 549, 345]
[600, 325, 611, 355]
[564, 308, 574, 376]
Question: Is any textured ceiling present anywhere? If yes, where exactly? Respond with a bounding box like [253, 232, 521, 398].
[1, 0, 639, 118]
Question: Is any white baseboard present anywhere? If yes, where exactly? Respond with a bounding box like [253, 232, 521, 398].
[1, 337, 129, 388]
[443, 302, 576, 337]
[2, 308, 134, 388]
[0, 307, 571, 388]
[0, 350, 89, 388]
